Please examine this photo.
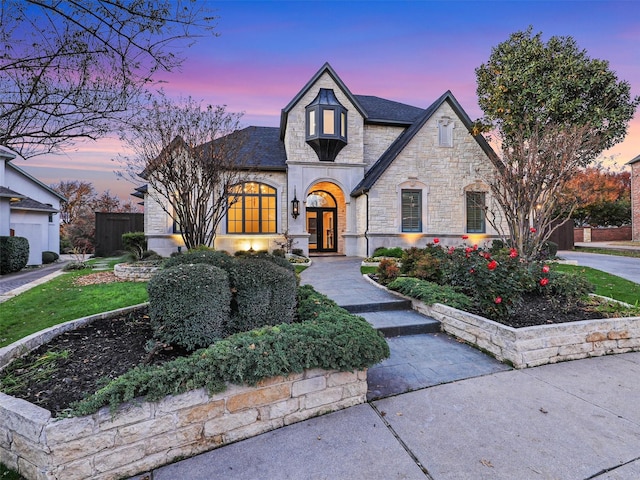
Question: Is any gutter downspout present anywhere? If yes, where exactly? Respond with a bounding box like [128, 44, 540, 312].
[364, 191, 370, 257]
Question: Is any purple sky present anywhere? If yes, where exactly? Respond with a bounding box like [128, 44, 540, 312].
[19, 0, 640, 201]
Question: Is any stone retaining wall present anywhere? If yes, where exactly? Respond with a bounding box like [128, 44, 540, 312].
[113, 263, 160, 281]
[412, 301, 640, 368]
[0, 369, 367, 480]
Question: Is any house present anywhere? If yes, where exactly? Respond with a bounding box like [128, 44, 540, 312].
[0, 147, 65, 266]
[143, 63, 501, 257]
[628, 154, 640, 241]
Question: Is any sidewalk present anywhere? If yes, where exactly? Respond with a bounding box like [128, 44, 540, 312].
[131, 256, 640, 480]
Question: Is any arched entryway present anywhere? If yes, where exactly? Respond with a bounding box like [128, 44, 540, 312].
[305, 182, 345, 254]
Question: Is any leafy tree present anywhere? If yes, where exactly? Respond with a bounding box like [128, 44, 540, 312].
[52, 180, 96, 226]
[562, 164, 631, 227]
[117, 93, 249, 249]
[0, 0, 216, 159]
[475, 27, 639, 259]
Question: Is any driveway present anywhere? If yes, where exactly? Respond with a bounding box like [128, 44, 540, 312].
[559, 250, 640, 285]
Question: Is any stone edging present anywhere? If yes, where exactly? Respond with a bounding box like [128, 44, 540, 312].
[362, 274, 640, 368]
[113, 263, 160, 281]
[409, 296, 640, 369]
[0, 307, 368, 480]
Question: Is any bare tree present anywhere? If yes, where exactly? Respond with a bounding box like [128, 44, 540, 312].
[483, 123, 600, 259]
[118, 94, 249, 249]
[0, 0, 217, 158]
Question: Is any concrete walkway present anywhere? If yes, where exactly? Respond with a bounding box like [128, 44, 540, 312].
[131, 255, 640, 480]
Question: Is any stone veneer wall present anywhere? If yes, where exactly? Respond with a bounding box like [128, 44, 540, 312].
[0, 369, 367, 480]
[113, 263, 160, 282]
[413, 302, 640, 368]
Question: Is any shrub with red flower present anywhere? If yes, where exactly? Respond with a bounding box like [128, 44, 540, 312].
[487, 260, 498, 271]
[539, 277, 549, 286]
[433, 238, 440, 244]
[462, 235, 469, 240]
[509, 248, 518, 258]
[530, 227, 537, 233]
[542, 265, 550, 273]
[495, 297, 502, 304]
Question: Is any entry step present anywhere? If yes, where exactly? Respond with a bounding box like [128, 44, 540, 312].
[357, 309, 441, 337]
[341, 299, 413, 314]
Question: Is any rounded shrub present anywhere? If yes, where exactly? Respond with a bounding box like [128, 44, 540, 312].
[147, 263, 231, 351]
[42, 251, 59, 264]
[0, 236, 29, 273]
[227, 258, 297, 334]
[163, 249, 235, 272]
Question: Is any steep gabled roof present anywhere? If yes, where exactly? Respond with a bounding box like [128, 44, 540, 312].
[280, 63, 367, 140]
[351, 91, 497, 197]
[354, 95, 424, 125]
[224, 126, 286, 171]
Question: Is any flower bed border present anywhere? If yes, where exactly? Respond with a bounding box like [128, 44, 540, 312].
[0, 309, 367, 480]
[363, 274, 640, 368]
[113, 262, 160, 282]
[413, 300, 640, 368]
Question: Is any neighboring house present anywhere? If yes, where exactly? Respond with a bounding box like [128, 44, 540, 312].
[0, 147, 66, 266]
[144, 62, 502, 257]
[628, 153, 640, 241]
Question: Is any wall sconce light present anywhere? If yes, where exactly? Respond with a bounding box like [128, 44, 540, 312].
[291, 187, 300, 219]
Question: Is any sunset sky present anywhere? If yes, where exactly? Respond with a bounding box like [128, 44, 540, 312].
[18, 0, 640, 201]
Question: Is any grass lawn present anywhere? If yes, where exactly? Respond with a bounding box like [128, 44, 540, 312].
[574, 246, 640, 258]
[0, 259, 148, 348]
[553, 263, 640, 306]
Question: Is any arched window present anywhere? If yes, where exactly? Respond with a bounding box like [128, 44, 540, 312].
[227, 182, 277, 234]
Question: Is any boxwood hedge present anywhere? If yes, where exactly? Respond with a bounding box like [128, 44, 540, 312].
[68, 285, 389, 416]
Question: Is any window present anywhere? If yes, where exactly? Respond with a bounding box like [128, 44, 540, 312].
[401, 190, 422, 232]
[438, 117, 453, 147]
[48, 213, 54, 223]
[305, 88, 347, 161]
[466, 192, 486, 233]
[227, 182, 277, 234]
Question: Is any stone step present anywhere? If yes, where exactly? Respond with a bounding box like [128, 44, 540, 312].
[341, 299, 413, 314]
[356, 309, 441, 338]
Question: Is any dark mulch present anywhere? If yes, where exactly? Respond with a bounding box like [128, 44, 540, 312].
[0, 306, 183, 416]
[503, 294, 606, 328]
[0, 296, 613, 417]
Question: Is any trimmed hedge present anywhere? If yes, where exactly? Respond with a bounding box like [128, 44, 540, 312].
[387, 277, 473, 311]
[0, 236, 29, 274]
[42, 251, 59, 264]
[227, 258, 297, 334]
[147, 264, 231, 350]
[68, 285, 390, 416]
[163, 249, 235, 271]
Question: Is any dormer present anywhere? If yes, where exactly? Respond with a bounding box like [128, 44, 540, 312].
[305, 88, 347, 161]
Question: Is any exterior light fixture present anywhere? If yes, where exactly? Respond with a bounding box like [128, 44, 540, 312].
[291, 187, 300, 219]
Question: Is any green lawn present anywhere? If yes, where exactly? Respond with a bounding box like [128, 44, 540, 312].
[573, 246, 640, 258]
[553, 263, 640, 305]
[0, 260, 148, 348]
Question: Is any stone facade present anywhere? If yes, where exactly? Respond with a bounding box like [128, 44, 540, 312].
[142, 63, 502, 258]
[411, 300, 640, 369]
[0, 369, 367, 480]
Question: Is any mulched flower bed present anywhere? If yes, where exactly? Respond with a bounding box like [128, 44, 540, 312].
[0, 273, 617, 416]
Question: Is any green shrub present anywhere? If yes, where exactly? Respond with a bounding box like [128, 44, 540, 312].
[163, 249, 235, 271]
[537, 241, 558, 260]
[227, 258, 297, 334]
[0, 236, 29, 274]
[372, 246, 404, 258]
[292, 248, 304, 256]
[63, 261, 90, 271]
[42, 251, 59, 264]
[69, 286, 390, 416]
[147, 264, 231, 350]
[387, 277, 472, 311]
[122, 232, 147, 259]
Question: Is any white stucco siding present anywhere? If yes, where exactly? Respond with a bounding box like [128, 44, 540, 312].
[366, 103, 499, 238]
